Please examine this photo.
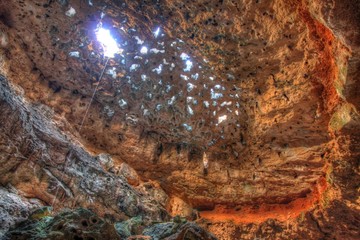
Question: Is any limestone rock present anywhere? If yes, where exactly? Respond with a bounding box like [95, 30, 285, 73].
[143, 222, 217, 240]
[114, 216, 143, 238]
[0, 0, 359, 239]
[0, 187, 42, 239]
[97, 153, 114, 171]
[5, 208, 120, 240]
[127, 236, 152, 240]
[119, 162, 140, 186]
[167, 196, 195, 220]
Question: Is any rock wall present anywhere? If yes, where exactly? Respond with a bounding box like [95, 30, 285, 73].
[0, 0, 359, 239]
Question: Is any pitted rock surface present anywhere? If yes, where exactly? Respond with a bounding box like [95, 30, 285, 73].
[0, 0, 359, 239]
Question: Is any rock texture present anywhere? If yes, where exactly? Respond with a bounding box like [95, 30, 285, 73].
[5, 208, 216, 240]
[0, 187, 42, 239]
[5, 208, 120, 240]
[0, 0, 359, 239]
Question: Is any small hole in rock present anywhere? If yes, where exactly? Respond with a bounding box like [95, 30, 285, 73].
[74, 235, 83, 240]
[81, 220, 88, 227]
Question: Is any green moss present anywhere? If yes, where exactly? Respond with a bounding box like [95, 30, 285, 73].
[320, 190, 331, 208]
[339, 64, 348, 84]
[334, 57, 348, 98]
[6, 208, 119, 239]
[33, 217, 53, 239]
[329, 104, 352, 131]
[143, 222, 179, 239]
[29, 206, 53, 220]
[114, 216, 143, 238]
[334, 79, 344, 98]
[326, 165, 333, 185]
[298, 212, 305, 223]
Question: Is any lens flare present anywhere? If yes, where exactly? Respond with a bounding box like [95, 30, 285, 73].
[95, 27, 120, 57]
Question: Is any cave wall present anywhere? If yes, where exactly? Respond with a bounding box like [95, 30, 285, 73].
[0, 0, 359, 239]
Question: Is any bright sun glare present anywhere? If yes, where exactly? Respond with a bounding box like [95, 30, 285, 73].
[95, 27, 120, 58]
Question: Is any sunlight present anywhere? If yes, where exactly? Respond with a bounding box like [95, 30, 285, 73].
[95, 27, 120, 57]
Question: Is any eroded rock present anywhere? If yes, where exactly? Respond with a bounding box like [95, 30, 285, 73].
[0, 187, 42, 239]
[0, 0, 359, 239]
[5, 208, 119, 240]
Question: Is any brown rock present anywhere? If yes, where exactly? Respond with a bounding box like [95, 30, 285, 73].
[127, 236, 152, 240]
[167, 196, 194, 219]
[0, 0, 359, 239]
[119, 162, 140, 186]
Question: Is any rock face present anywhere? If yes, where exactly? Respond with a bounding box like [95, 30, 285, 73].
[5, 208, 217, 240]
[0, 0, 359, 239]
[5, 208, 120, 240]
[0, 187, 42, 239]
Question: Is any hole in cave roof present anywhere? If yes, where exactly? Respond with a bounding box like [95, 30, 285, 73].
[63, 6, 246, 151]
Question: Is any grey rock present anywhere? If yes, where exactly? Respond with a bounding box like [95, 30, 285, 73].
[0, 75, 169, 229]
[143, 222, 177, 240]
[0, 187, 41, 238]
[114, 216, 143, 238]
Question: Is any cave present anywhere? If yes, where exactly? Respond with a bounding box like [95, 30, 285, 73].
[0, 0, 359, 239]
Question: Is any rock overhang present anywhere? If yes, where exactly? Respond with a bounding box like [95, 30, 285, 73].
[0, 0, 359, 234]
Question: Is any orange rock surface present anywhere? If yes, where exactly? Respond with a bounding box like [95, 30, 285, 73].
[0, 0, 359, 239]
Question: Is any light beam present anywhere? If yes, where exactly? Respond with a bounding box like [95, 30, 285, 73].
[95, 27, 120, 58]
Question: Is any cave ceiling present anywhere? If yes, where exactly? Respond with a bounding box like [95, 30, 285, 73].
[0, 0, 359, 218]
